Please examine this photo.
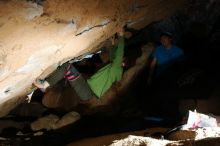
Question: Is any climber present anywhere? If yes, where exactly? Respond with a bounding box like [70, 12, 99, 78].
[147, 32, 184, 85]
[33, 26, 125, 101]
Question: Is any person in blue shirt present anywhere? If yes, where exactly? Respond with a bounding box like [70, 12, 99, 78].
[147, 32, 184, 85]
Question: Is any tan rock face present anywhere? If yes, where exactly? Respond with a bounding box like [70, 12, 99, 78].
[0, 0, 185, 117]
[31, 111, 80, 131]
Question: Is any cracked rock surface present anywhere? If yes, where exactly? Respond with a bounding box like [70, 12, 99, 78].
[0, 0, 185, 116]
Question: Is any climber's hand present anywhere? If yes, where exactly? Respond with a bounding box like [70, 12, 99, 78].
[33, 79, 50, 92]
[116, 26, 125, 36]
[111, 35, 116, 45]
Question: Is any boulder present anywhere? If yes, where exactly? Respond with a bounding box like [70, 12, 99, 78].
[31, 111, 80, 131]
[0, 0, 185, 117]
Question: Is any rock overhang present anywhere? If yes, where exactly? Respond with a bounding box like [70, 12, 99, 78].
[0, 0, 186, 116]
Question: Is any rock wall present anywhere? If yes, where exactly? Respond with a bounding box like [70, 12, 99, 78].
[0, 0, 185, 116]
